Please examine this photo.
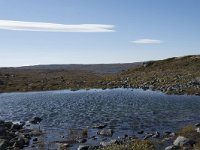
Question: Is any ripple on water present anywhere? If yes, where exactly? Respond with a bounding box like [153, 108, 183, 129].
[0, 88, 200, 144]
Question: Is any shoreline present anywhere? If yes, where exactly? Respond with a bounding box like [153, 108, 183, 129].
[0, 86, 199, 96]
[1, 118, 200, 150]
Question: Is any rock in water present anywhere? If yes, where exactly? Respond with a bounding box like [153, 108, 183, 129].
[100, 139, 119, 147]
[29, 117, 42, 124]
[78, 145, 90, 150]
[92, 123, 107, 129]
[97, 129, 113, 136]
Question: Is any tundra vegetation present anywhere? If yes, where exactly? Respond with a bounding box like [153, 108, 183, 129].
[0, 55, 199, 95]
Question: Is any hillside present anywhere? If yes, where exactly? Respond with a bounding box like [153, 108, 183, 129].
[0, 55, 199, 95]
[112, 55, 200, 95]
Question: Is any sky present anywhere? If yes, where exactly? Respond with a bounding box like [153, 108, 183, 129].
[0, 0, 200, 67]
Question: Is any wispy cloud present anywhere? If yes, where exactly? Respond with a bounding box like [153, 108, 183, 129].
[0, 20, 115, 32]
[131, 38, 162, 44]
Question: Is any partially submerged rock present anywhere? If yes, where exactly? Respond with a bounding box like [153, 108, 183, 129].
[92, 123, 107, 129]
[97, 129, 113, 137]
[78, 145, 90, 150]
[29, 116, 42, 124]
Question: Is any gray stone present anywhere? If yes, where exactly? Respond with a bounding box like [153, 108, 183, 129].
[59, 143, 70, 150]
[143, 133, 153, 140]
[78, 145, 90, 150]
[97, 129, 113, 136]
[0, 120, 4, 125]
[4, 122, 13, 129]
[195, 123, 200, 127]
[11, 124, 23, 130]
[137, 131, 144, 134]
[29, 117, 42, 124]
[77, 138, 87, 143]
[0, 139, 9, 149]
[33, 137, 38, 142]
[196, 128, 200, 133]
[152, 131, 160, 138]
[93, 124, 107, 129]
[165, 145, 180, 150]
[100, 139, 118, 147]
[173, 136, 195, 147]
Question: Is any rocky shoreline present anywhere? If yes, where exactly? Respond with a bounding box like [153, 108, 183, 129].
[0, 117, 43, 150]
[57, 123, 200, 150]
[1, 117, 200, 150]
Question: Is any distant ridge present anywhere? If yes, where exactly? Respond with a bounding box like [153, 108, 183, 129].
[6, 63, 142, 74]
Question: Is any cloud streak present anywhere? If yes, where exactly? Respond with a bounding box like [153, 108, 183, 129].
[131, 38, 162, 44]
[0, 20, 115, 32]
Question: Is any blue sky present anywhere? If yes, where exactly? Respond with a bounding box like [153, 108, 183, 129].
[0, 0, 199, 67]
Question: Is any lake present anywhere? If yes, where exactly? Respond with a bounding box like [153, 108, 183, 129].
[0, 88, 200, 149]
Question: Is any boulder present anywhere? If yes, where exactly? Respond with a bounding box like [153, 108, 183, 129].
[152, 131, 160, 138]
[195, 123, 200, 127]
[11, 123, 23, 130]
[4, 122, 13, 129]
[0, 120, 5, 125]
[173, 136, 195, 147]
[77, 138, 87, 143]
[78, 145, 90, 150]
[13, 137, 25, 149]
[29, 117, 42, 124]
[0, 139, 9, 149]
[165, 145, 180, 150]
[143, 133, 153, 140]
[59, 143, 70, 150]
[97, 129, 113, 137]
[137, 131, 144, 134]
[196, 128, 200, 133]
[92, 124, 107, 129]
[100, 139, 119, 147]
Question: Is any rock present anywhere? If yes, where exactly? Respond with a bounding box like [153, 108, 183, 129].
[77, 138, 87, 143]
[143, 133, 153, 140]
[169, 132, 176, 137]
[29, 117, 42, 124]
[165, 145, 180, 150]
[78, 145, 90, 150]
[13, 137, 25, 149]
[152, 131, 160, 138]
[59, 143, 70, 150]
[11, 123, 23, 130]
[97, 129, 113, 136]
[195, 123, 200, 127]
[0, 126, 6, 135]
[173, 136, 195, 147]
[138, 131, 144, 134]
[24, 138, 30, 146]
[0, 139, 9, 149]
[4, 122, 13, 129]
[0, 120, 5, 125]
[196, 128, 200, 133]
[164, 131, 172, 135]
[93, 124, 107, 129]
[33, 138, 38, 142]
[100, 139, 119, 147]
